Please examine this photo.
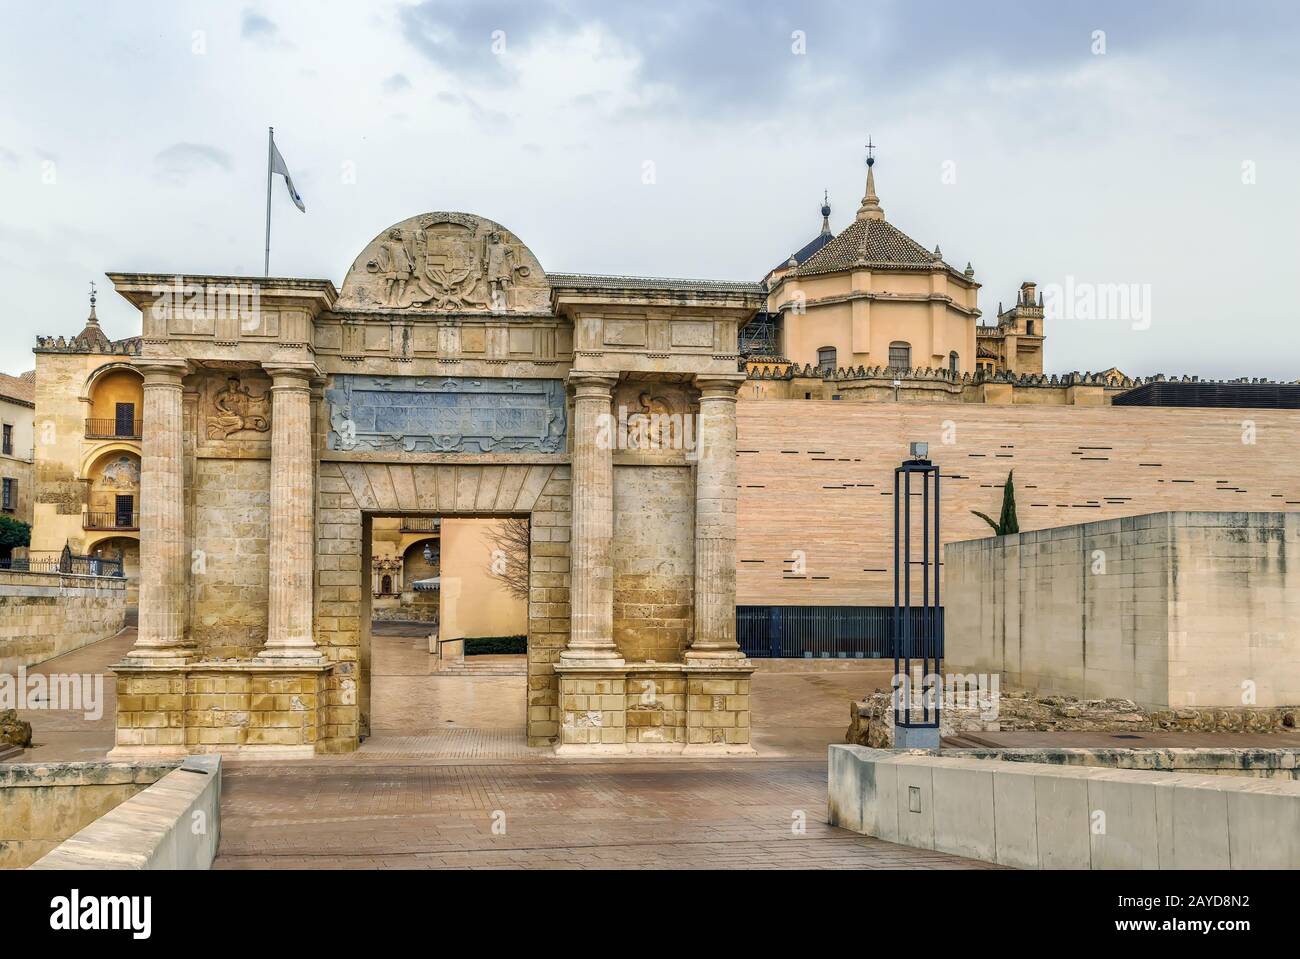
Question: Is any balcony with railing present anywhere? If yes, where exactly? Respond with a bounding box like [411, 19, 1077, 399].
[85, 418, 143, 440]
[84, 511, 140, 531]
[400, 517, 442, 532]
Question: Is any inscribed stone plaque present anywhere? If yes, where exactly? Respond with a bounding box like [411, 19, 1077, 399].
[326, 375, 566, 453]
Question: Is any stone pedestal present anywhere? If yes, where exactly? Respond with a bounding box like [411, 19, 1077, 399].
[553, 661, 756, 756]
[554, 665, 628, 755]
[109, 660, 332, 759]
[257, 364, 324, 664]
[682, 663, 756, 755]
[560, 372, 622, 666]
[124, 359, 194, 665]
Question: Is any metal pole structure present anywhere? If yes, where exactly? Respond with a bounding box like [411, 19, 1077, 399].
[263, 126, 273, 277]
[892, 442, 942, 749]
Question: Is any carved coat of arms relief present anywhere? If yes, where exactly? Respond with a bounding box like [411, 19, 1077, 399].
[341, 212, 547, 314]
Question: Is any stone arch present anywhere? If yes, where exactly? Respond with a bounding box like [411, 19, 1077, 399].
[316, 460, 570, 750]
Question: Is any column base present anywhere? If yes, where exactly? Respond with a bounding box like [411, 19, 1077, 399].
[558, 648, 625, 667]
[120, 646, 196, 667]
[683, 647, 749, 666]
[252, 647, 327, 666]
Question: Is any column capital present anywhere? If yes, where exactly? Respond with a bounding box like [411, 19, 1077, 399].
[135, 358, 191, 386]
[693, 373, 746, 399]
[567, 371, 619, 395]
[262, 360, 322, 386]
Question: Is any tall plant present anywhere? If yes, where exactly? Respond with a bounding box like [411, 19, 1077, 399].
[971, 470, 1019, 536]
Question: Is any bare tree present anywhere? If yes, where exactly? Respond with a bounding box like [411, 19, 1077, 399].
[485, 517, 530, 600]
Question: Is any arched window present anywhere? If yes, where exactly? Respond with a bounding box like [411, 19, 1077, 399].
[816, 346, 837, 372]
[888, 341, 911, 370]
[949, 351, 959, 372]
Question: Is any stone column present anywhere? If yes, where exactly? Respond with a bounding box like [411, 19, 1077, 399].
[560, 372, 622, 665]
[126, 359, 193, 664]
[257, 363, 323, 662]
[687, 374, 746, 663]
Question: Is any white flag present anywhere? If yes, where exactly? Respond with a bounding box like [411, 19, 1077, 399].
[270, 141, 305, 212]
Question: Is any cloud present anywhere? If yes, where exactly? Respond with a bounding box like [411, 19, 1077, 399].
[382, 73, 412, 93]
[241, 9, 281, 44]
[152, 143, 234, 185]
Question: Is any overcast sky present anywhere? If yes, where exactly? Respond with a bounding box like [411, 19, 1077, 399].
[1, 0, 1297, 379]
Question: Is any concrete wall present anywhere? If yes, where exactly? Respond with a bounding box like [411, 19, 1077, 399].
[0, 760, 173, 869]
[0, 569, 127, 672]
[944, 512, 1300, 709]
[828, 745, 1300, 869]
[30, 755, 221, 870]
[735, 401, 1300, 607]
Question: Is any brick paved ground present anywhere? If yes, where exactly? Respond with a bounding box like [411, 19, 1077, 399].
[213, 758, 999, 869]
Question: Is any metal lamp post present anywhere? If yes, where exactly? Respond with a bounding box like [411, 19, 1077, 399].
[893, 442, 942, 749]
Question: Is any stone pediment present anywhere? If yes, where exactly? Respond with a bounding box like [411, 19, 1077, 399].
[337, 212, 550, 315]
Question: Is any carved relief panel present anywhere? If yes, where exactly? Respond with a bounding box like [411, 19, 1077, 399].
[337, 212, 550, 314]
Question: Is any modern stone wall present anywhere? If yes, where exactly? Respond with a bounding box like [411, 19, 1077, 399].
[944, 511, 1300, 709]
[736, 401, 1300, 607]
[828, 745, 1300, 869]
[0, 570, 127, 672]
[30, 755, 221, 870]
[0, 760, 173, 869]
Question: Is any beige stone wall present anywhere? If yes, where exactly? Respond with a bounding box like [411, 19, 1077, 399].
[189, 457, 271, 657]
[0, 761, 172, 869]
[0, 570, 127, 672]
[31, 353, 141, 592]
[612, 465, 694, 662]
[736, 400, 1300, 607]
[944, 512, 1300, 709]
[438, 518, 528, 640]
[0, 395, 34, 526]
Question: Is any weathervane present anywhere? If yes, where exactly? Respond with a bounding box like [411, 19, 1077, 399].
[865, 135, 876, 167]
[89, 280, 96, 308]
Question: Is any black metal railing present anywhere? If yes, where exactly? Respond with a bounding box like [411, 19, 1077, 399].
[737, 605, 944, 659]
[84, 511, 140, 530]
[1, 547, 124, 578]
[85, 418, 143, 439]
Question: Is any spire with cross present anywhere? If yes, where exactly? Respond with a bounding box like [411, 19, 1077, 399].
[857, 135, 884, 221]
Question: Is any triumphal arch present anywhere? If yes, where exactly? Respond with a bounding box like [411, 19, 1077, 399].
[106, 212, 761, 757]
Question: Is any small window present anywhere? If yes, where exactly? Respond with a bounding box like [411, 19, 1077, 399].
[1, 424, 11, 456]
[888, 342, 912, 370]
[2, 478, 13, 511]
[816, 346, 837, 372]
[948, 351, 959, 372]
[1026, 320, 1035, 336]
[381, 574, 393, 595]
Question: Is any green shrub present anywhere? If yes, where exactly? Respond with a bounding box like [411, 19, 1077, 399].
[464, 635, 527, 655]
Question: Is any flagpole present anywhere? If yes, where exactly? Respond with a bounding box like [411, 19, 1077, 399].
[263, 126, 273, 277]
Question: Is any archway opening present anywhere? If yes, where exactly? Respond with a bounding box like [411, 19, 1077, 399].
[359, 512, 531, 756]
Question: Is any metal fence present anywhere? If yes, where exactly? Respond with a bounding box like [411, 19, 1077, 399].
[737, 605, 944, 659]
[0, 546, 125, 578]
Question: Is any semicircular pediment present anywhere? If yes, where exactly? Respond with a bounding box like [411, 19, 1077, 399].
[337, 211, 549, 314]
